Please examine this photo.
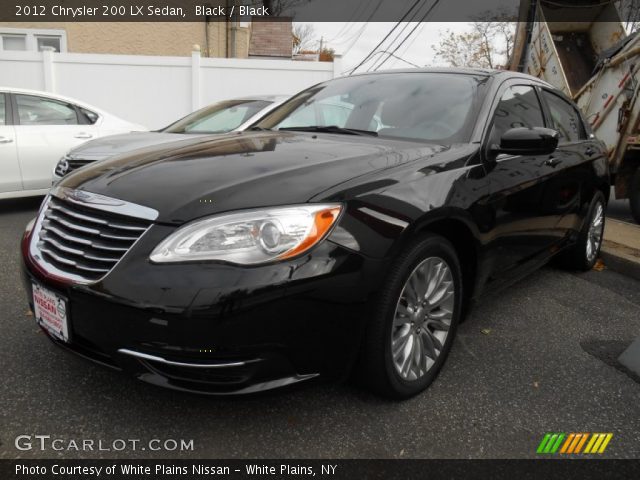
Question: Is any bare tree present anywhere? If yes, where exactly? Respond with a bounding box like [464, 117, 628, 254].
[433, 30, 488, 68]
[617, 0, 640, 32]
[293, 23, 316, 54]
[433, 9, 515, 69]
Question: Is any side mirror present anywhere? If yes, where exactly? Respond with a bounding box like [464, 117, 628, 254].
[491, 127, 559, 157]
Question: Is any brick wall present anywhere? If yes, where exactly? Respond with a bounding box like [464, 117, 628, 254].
[248, 19, 292, 58]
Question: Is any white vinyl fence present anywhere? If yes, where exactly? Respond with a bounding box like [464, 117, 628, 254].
[0, 49, 338, 129]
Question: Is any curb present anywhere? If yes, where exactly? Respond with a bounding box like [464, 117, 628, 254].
[601, 218, 640, 281]
[600, 241, 640, 282]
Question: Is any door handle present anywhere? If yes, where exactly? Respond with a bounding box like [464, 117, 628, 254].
[0, 136, 14, 144]
[545, 157, 562, 168]
[74, 133, 93, 139]
[584, 147, 596, 157]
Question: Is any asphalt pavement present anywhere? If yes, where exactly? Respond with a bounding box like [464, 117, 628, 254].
[1, 197, 639, 459]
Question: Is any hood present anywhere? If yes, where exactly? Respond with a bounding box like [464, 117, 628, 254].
[61, 131, 452, 224]
[67, 132, 201, 160]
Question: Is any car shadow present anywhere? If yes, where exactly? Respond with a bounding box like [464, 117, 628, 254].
[0, 196, 45, 214]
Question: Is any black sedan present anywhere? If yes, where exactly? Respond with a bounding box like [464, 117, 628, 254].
[21, 69, 609, 399]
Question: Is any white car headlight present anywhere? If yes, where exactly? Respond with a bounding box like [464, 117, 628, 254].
[150, 204, 342, 265]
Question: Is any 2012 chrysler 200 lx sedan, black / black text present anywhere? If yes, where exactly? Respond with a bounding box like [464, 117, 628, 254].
[21, 69, 609, 398]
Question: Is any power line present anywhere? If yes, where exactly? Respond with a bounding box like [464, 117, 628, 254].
[328, 0, 385, 65]
[325, 0, 369, 44]
[367, 0, 431, 72]
[392, 23, 426, 68]
[374, 51, 423, 68]
[340, 23, 370, 57]
[348, 0, 424, 75]
[329, 0, 385, 64]
[374, 0, 441, 71]
[342, 50, 422, 75]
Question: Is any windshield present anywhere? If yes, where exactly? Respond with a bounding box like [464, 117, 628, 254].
[258, 73, 487, 143]
[163, 100, 271, 134]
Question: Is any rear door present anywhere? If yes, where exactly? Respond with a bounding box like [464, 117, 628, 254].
[0, 92, 22, 194]
[481, 83, 564, 279]
[13, 93, 99, 189]
[538, 88, 603, 235]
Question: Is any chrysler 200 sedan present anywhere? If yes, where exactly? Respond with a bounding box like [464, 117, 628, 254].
[21, 69, 609, 399]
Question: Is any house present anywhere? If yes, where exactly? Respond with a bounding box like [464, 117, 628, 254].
[0, 19, 292, 59]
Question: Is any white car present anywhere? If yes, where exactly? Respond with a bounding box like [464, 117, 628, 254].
[52, 95, 289, 181]
[0, 87, 145, 199]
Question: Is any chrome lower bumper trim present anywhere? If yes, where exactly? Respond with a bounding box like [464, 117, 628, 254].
[117, 348, 260, 369]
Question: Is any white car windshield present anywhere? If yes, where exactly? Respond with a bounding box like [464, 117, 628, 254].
[164, 100, 271, 134]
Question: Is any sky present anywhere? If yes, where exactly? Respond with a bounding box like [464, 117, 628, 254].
[303, 22, 473, 75]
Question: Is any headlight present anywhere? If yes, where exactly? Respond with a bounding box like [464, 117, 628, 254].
[150, 204, 342, 265]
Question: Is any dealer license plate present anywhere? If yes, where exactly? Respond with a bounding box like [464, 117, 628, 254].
[32, 282, 69, 343]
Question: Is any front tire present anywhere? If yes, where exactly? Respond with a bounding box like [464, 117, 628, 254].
[630, 167, 640, 224]
[360, 234, 463, 399]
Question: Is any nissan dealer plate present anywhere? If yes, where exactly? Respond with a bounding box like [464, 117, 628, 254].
[32, 282, 69, 342]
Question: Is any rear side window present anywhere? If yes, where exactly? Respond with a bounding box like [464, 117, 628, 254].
[490, 85, 545, 144]
[15, 94, 78, 126]
[541, 90, 586, 142]
[78, 107, 99, 125]
[0, 93, 5, 125]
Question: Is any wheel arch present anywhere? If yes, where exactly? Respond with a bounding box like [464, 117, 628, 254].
[392, 211, 481, 318]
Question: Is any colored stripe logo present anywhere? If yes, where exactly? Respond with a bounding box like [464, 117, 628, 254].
[537, 433, 613, 454]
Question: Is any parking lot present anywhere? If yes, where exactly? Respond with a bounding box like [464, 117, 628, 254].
[1, 197, 639, 459]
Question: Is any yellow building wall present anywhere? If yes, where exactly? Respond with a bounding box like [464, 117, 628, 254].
[0, 22, 248, 58]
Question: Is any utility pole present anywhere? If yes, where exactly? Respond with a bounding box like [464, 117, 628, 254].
[319, 36, 324, 60]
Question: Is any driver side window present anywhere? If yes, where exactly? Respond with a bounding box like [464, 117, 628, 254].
[489, 85, 545, 146]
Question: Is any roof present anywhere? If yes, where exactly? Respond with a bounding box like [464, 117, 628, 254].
[232, 94, 290, 102]
[347, 67, 553, 87]
[0, 86, 111, 114]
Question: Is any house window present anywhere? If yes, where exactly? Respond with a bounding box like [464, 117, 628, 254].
[36, 36, 61, 52]
[1, 34, 27, 51]
[0, 28, 66, 52]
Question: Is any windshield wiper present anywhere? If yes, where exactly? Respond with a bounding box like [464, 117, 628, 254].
[249, 126, 272, 131]
[278, 126, 378, 137]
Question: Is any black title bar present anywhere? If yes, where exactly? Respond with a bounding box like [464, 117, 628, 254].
[3, 459, 640, 480]
[0, 0, 632, 22]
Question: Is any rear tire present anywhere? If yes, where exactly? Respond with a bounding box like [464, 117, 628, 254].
[630, 167, 640, 224]
[360, 234, 463, 399]
[558, 191, 605, 271]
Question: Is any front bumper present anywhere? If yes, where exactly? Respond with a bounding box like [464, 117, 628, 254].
[21, 224, 385, 394]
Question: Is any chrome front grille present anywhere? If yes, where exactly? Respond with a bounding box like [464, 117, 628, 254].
[31, 188, 157, 283]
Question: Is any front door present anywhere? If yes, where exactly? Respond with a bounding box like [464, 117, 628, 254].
[13, 93, 97, 190]
[481, 84, 564, 281]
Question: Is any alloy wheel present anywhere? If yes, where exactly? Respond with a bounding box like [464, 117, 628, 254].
[391, 257, 455, 381]
[586, 202, 604, 263]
